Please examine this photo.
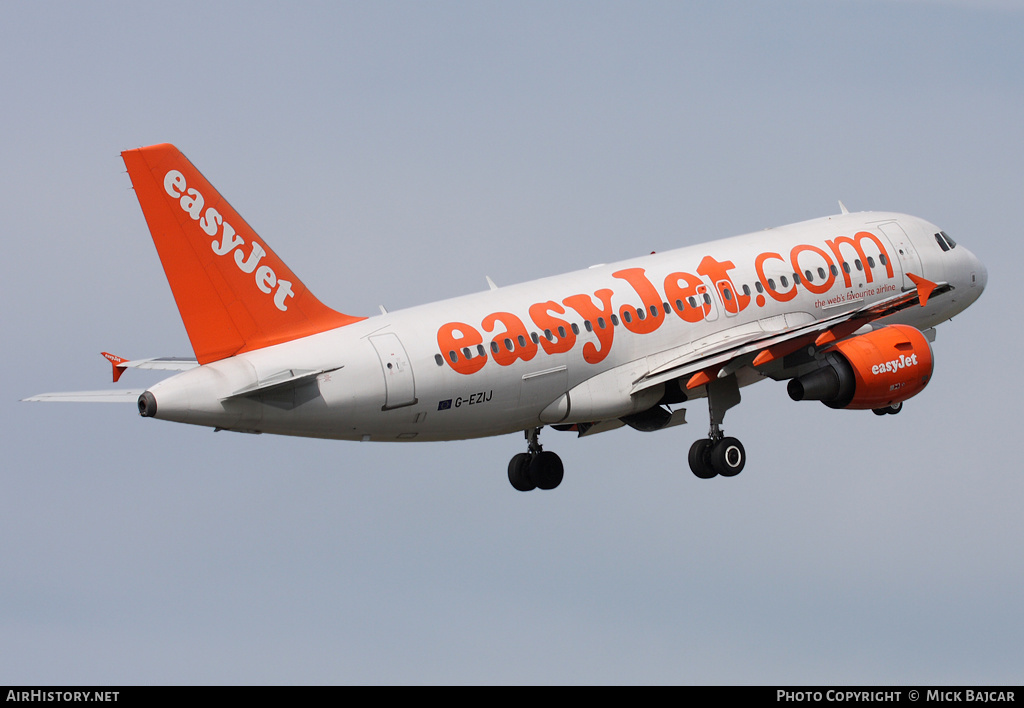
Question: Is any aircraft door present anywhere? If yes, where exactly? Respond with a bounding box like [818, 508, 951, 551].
[878, 222, 923, 290]
[369, 333, 418, 410]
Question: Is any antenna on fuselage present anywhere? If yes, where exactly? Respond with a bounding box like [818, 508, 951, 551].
[838, 200, 849, 215]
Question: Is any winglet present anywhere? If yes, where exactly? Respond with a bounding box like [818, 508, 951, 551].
[907, 273, 937, 307]
[102, 352, 128, 383]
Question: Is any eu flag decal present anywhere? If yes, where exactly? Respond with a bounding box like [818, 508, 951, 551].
[437, 399, 452, 411]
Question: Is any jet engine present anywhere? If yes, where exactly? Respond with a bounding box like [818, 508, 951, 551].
[787, 325, 934, 410]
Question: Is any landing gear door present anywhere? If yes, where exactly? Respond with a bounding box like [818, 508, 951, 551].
[369, 333, 418, 410]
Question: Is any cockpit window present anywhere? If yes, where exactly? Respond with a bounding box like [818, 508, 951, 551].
[935, 231, 957, 251]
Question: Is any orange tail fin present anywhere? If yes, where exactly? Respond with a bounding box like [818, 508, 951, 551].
[122, 144, 363, 364]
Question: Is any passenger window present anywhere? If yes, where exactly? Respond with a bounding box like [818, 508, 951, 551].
[623, 310, 632, 323]
[636, 307, 646, 321]
[755, 281, 764, 294]
[768, 278, 776, 291]
[817, 267, 826, 280]
[448, 350, 458, 363]
[675, 299, 685, 311]
[855, 260, 863, 271]
[780, 275, 789, 288]
[517, 335, 526, 348]
[867, 256, 875, 268]
[477, 345, 486, 357]
[571, 323, 580, 335]
[611, 314, 620, 326]
[805, 270, 814, 283]
[598, 317, 606, 329]
[435, 354, 444, 366]
[558, 326, 567, 338]
[504, 338, 514, 351]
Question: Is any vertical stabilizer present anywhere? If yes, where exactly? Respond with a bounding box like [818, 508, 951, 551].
[122, 144, 363, 364]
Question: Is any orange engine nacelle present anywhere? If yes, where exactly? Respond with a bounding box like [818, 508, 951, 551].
[787, 325, 934, 410]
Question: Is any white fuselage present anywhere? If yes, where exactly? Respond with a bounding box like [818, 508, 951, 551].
[144, 211, 986, 441]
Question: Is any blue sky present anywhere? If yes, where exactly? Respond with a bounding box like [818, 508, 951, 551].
[2, 1, 1022, 684]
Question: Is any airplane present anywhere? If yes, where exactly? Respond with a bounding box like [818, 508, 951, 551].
[25, 143, 988, 491]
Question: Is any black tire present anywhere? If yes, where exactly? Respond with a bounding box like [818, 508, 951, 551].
[530, 451, 564, 490]
[873, 402, 903, 416]
[711, 437, 745, 477]
[688, 439, 717, 479]
[508, 453, 535, 492]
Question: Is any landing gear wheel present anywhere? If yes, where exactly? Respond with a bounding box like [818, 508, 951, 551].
[530, 451, 564, 490]
[688, 439, 717, 479]
[711, 437, 745, 477]
[873, 402, 903, 416]
[508, 453, 535, 492]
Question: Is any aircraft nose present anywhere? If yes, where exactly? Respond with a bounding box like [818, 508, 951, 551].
[974, 254, 988, 294]
[965, 246, 988, 295]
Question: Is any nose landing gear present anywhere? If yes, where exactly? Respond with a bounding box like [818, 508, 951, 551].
[508, 427, 564, 491]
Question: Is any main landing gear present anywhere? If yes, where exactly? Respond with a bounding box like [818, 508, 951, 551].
[508, 427, 564, 492]
[688, 374, 747, 479]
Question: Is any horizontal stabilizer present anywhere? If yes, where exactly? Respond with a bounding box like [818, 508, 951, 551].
[103, 351, 198, 382]
[116, 356, 198, 371]
[23, 390, 144, 403]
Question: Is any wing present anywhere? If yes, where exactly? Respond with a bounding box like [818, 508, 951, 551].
[23, 352, 199, 402]
[631, 274, 951, 397]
